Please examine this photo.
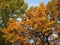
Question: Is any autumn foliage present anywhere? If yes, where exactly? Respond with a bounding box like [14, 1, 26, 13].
[0, 0, 60, 45]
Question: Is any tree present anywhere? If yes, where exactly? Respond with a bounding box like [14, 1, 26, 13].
[0, 0, 28, 29]
[1, 2, 57, 45]
[26, 2, 57, 45]
[1, 1, 60, 45]
[0, 0, 28, 45]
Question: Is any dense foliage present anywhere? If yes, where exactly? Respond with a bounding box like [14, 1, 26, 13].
[0, 0, 28, 29]
[0, 0, 60, 45]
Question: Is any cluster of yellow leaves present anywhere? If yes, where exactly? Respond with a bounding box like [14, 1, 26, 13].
[26, 19, 33, 25]
[35, 2, 47, 17]
[1, 18, 28, 43]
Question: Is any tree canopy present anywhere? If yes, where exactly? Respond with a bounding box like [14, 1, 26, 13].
[0, 0, 28, 29]
[0, 0, 60, 45]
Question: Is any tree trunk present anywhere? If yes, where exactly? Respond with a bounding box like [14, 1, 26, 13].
[46, 37, 49, 45]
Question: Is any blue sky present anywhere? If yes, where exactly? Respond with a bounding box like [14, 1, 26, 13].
[24, 0, 50, 8]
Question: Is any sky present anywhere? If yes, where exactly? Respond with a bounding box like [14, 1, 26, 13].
[24, 0, 50, 8]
